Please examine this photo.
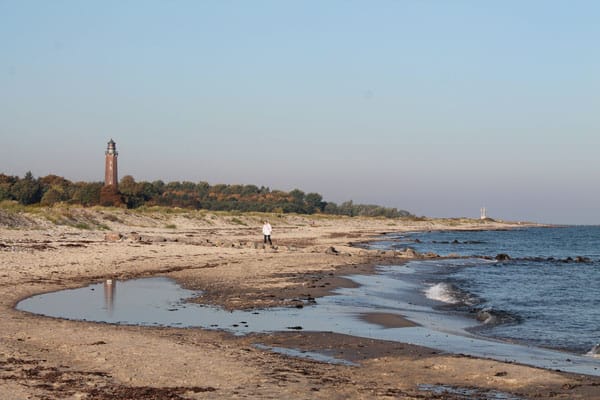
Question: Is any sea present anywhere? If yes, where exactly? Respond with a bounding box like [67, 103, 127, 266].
[369, 225, 600, 356]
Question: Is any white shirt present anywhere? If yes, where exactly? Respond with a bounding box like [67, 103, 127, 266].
[262, 223, 272, 236]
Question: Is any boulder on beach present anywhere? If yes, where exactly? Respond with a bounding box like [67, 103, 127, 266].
[402, 248, 419, 258]
[325, 246, 339, 255]
[104, 232, 122, 242]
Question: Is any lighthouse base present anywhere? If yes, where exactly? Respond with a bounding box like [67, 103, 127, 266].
[99, 185, 125, 207]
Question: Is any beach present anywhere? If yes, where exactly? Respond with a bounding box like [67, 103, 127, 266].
[1, 207, 599, 399]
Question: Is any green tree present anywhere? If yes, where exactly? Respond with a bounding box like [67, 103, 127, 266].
[180, 181, 196, 191]
[305, 192, 324, 213]
[119, 175, 146, 208]
[289, 189, 305, 204]
[241, 184, 259, 196]
[323, 202, 339, 214]
[165, 181, 183, 191]
[40, 185, 69, 206]
[338, 200, 354, 216]
[11, 172, 42, 205]
[0, 185, 12, 201]
[138, 181, 160, 200]
[71, 182, 102, 206]
[119, 175, 138, 195]
[39, 174, 70, 191]
[195, 181, 210, 198]
[212, 184, 229, 194]
[151, 180, 166, 194]
[0, 174, 16, 201]
[229, 184, 244, 195]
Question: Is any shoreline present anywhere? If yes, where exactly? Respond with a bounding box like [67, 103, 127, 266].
[2, 208, 599, 399]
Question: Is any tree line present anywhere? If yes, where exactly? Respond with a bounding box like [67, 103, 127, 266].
[0, 172, 412, 218]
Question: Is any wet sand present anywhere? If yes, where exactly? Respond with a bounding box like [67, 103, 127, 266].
[359, 312, 419, 328]
[1, 207, 600, 399]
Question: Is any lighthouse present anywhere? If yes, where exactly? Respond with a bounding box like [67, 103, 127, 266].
[480, 207, 487, 220]
[104, 139, 118, 189]
[99, 139, 124, 207]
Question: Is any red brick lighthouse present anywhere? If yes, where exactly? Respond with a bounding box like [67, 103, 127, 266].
[100, 139, 123, 206]
[104, 139, 118, 189]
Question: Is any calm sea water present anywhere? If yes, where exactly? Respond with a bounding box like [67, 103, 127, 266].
[370, 226, 600, 354]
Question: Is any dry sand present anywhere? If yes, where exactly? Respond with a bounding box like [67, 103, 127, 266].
[1, 207, 599, 399]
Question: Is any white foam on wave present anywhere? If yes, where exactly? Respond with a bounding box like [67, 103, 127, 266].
[586, 344, 600, 357]
[476, 308, 497, 325]
[424, 283, 459, 304]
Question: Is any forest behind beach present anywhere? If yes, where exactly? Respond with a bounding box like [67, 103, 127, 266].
[0, 171, 411, 218]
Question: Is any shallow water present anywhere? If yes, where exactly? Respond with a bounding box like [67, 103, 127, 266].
[417, 384, 524, 400]
[253, 344, 359, 366]
[16, 275, 600, 376]
[371, 226, 600, 354]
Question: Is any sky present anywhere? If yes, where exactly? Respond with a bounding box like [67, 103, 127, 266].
[1, 1, 599, 224]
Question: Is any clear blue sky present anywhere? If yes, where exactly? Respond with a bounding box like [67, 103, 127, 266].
[1, 1, 598, 224]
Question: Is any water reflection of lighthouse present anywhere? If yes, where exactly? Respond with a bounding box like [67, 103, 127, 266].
[104, 279, 116, 315]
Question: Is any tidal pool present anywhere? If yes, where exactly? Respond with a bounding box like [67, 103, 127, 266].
[417, 384, 525, 400]
[16, 274, 600, 376]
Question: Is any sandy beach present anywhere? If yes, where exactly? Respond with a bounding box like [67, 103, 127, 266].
[1, 207, 599, 399]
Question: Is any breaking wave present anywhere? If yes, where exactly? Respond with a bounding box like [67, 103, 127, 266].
[425, 284, 521, 327]
[424, 283, 478, 306]
[586, 344, 600, 358]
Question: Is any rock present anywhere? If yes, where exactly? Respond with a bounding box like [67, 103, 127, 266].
[325, 246, 339, 255]
[104, 232, 122, 242]
[403, 248, 419, 258]
[127, 232, 142, 242]
[476, 308, 495, 323]
[575, 256, 591, 263]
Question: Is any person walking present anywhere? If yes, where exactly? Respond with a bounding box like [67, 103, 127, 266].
[262, 221, 273, 246]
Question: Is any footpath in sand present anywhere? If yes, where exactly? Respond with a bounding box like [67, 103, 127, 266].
[1, 207, 599, 399]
